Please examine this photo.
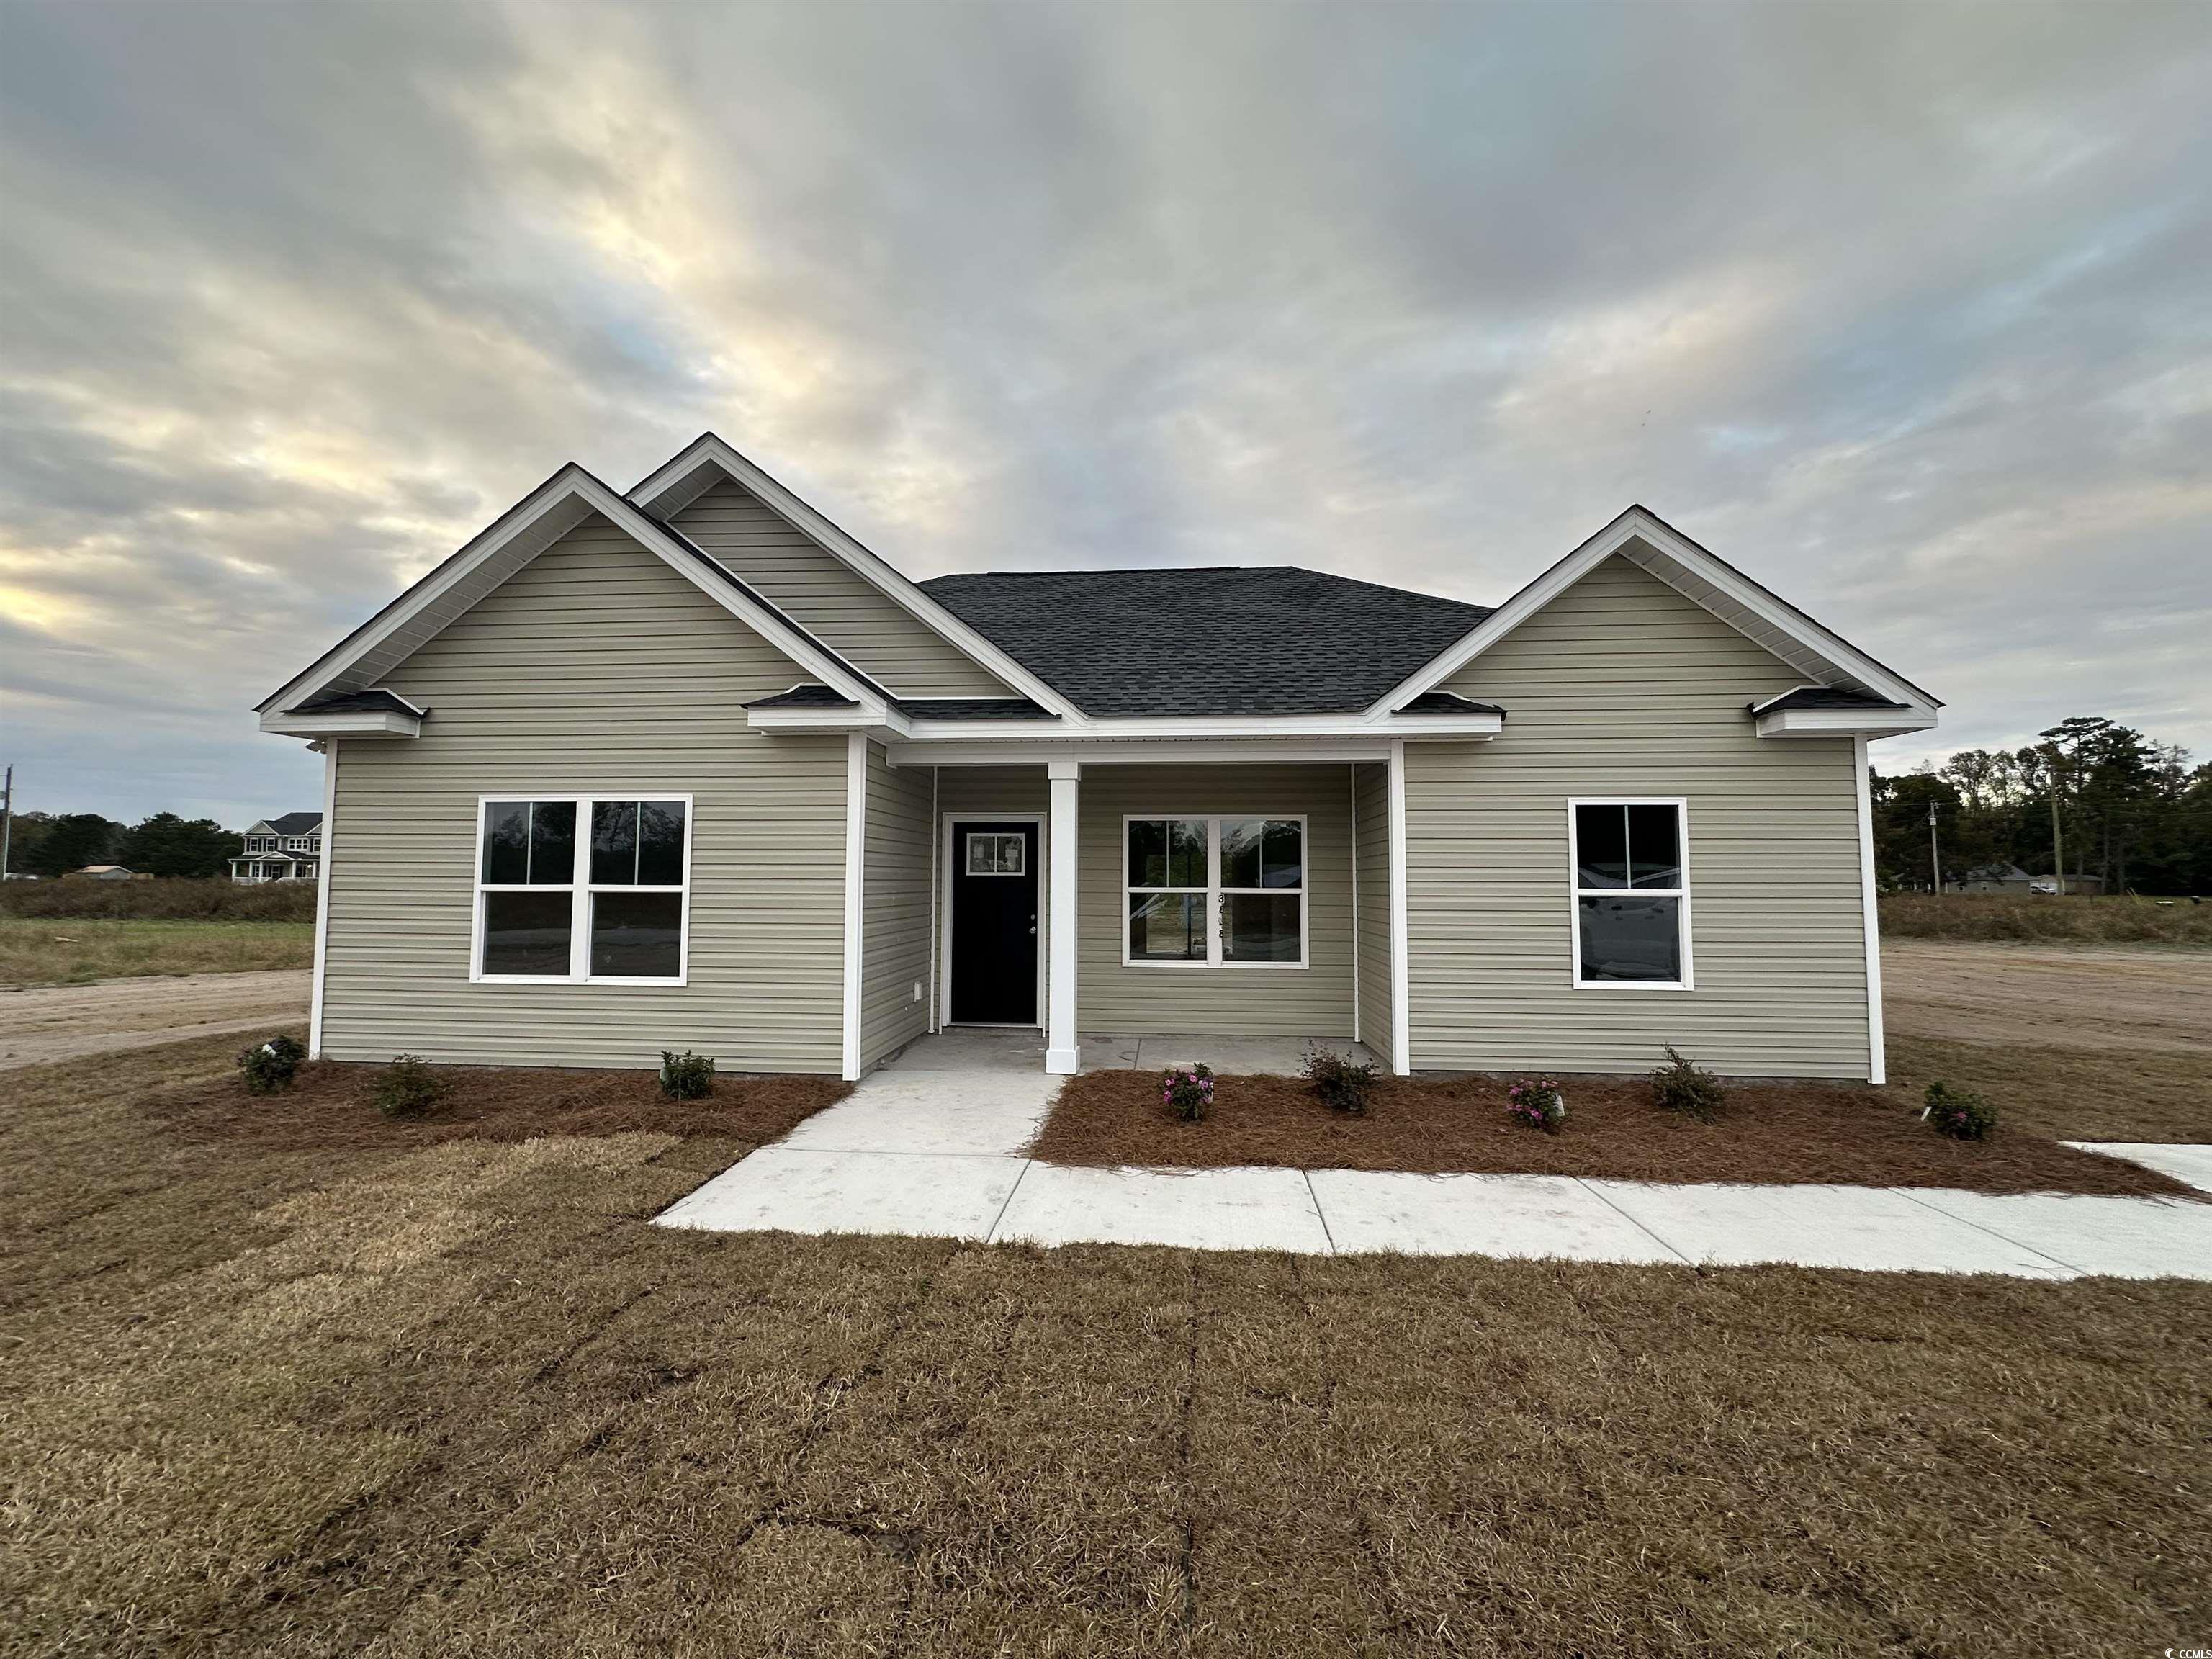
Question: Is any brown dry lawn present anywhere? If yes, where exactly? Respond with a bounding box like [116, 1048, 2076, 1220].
[1029, 1070, 2197, 1197]
[4, 1033, 2209, 1655]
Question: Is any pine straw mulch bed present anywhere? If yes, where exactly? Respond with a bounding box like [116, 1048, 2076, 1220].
[150, 1053, 853, 1153]
[1028, 1070, 2198, 1198]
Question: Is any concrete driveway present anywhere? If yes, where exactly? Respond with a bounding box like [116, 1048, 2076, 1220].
[0, 969, 310, 1071]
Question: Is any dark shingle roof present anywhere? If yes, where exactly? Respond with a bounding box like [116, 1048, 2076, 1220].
[1400, 691, 1506, 716]
[918, 567, 1493, 717]
[264, 811, 323, 835]
[897, 698, 1057, 721]
[745, 684, 860, 709]
[284, 688, 421, 717]
[1751, 686, 1910, 715]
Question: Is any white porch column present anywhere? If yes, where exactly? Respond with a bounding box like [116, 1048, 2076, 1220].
[1045, 759, 1081, 1074]
[1388, 737, 1411, 1076]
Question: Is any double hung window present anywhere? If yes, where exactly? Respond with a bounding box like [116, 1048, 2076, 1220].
[1125, 817, 1306, 968]
[474, 796, 691, 983]
[1570, 799, 1691, 988]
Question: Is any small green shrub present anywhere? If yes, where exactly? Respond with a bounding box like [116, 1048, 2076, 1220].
[1649, 1044, 1727, 1120]
[1922, 1080, 1996, 1141]
[1161, 1064, 1215, 1123]
[660, 1050, 716, 1100]
[374, 1054, 446, 1119]
[1303, 1046, 1378, 1115]
[237, 1034, 307, 1094]
[1506, 1076, 1567, 1133]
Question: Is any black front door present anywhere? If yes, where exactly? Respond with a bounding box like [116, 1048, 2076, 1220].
[949, 819, 1039, 1024]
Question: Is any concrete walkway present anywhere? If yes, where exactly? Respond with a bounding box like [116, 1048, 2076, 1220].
[655, 1032, 2212, 1280]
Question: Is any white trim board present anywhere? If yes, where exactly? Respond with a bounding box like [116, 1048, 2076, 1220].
[259, 464, 889, 728]
[1853, 735, 1887, 1085]
[627, 433, 1087, 723]
[1386, 739, 1410, 1076]
[842, 734, 867, 1079]
[1368, 505, 1941, 724]
[307, 741, 338, 1058]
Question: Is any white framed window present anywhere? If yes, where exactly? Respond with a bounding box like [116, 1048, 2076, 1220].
[284, 836, 310, 851]
[470, 794, 693, 985]
[1568, 798, 1691, 990]
[965, 832, 1027, 876]
[1124, 815, 1307, 969]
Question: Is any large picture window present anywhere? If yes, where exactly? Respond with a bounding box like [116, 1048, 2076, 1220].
[1570, 799, 1690, 989]
[1125, 816, 1306, 968]
[473, 795, 691, 984]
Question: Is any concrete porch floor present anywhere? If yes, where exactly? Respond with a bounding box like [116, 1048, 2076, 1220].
[882, 1026, 1379, 1077]
[654, 1031, 2212, 1278]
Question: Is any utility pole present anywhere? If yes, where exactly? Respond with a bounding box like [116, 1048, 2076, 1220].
[2044, 745, 2067, 896]
[1927, 800, 1941, 894]
[1, 765, 12, 883]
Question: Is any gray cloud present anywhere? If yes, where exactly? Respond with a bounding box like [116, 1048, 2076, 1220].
[2, 0, 2208, 824]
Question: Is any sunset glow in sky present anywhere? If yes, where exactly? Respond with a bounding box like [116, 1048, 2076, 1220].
[3, 3, 2208, 824]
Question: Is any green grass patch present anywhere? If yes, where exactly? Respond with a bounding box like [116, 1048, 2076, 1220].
[1881, 891, 2212, 944]
[0, 917, 314, 987]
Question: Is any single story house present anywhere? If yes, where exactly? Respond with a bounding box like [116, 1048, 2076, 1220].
[65, 865, 147, 881]
[230, 812, 324, 884]
[1952, 863, 2032, 894]
[258, 434, 1938, 1082]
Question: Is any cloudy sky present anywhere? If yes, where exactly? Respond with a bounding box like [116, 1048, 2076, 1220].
[3, 2, 2207, 827]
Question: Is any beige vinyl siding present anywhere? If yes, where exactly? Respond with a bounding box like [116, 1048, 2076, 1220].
[860, 741, 933, 1069]
[1405, 554, 1871, 1078]
[322, 513, 849, 1072]
[935, 766, 1048, 816]
[1077, 764, 1355, 1037]
[672, 480, 1012, 698]
[1352, 761, 1394, 1067]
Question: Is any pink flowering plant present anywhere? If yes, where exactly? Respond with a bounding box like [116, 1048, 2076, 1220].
[1920, 1080, 1995, 1141]
[1505, 1076, 1567, 1133]
[1162, 1063, 1216, 1123]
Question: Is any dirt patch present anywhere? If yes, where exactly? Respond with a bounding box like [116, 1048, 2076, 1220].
[0, 967, 310, 1069]
[150, 1052, 853, 1153]
[1028, 1069, 2196, 1197]
[1884, 938, 2212, 1056]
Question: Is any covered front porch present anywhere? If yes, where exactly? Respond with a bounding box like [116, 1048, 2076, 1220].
[889, 752, 1404, 1077]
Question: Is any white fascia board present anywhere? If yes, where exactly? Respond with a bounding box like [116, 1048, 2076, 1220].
[1367, 505, 1941, 722]
[747, 704, 914, 734]
[1755, 707, 1938, 739]
[889, 739, 1400, 767]
[261, 464, 886, 721]
[898, 711, 1502, 742]
[628, 434, 1089, 724]
[259, 709, 422, 739]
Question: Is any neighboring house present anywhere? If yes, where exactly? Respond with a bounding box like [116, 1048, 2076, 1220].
[1953, 863, 2032, 893]
[66, 865, 145, 881]
[257, 433, 1938, 1082]
[230, 813, 324, 884]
